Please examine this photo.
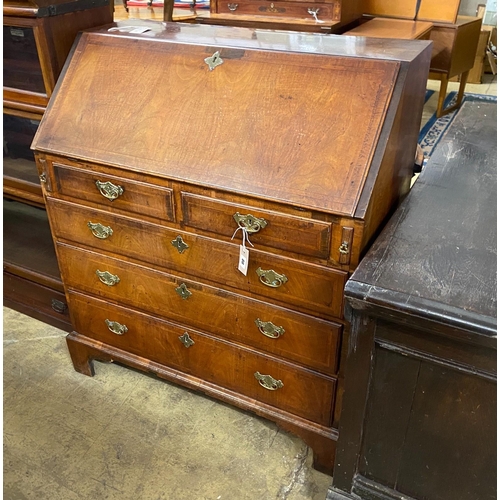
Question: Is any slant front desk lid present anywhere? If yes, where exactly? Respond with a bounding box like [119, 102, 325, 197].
[33, 21, 431, 216]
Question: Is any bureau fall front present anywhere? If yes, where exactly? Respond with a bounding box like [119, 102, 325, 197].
[32, 21, 431, 473]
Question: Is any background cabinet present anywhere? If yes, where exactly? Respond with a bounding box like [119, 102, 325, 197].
[3, 0, 113, 330]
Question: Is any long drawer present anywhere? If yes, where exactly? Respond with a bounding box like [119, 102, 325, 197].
[68, 290, 336, 425]
[48, 198, 347, 318]
[57, 243, 341, 374]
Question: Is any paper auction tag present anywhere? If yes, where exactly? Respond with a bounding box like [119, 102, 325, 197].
[231, 226, 253, 276]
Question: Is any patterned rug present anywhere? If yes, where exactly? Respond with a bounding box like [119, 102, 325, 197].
[418, 91, 497, 159]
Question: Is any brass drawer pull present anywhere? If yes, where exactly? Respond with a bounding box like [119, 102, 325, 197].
[233, 212, 267, 234]
[88, 221, 113, 239]
[307, 7, 320, 21]
[51, 299, 67, 314]
[179, 332, 195, 348]
[254, 372, 284, 391]
[227, 2, 238, 10]
[95, 180, 124, 201]
[96, 269, 120, 286]
[105, 319, 128, 335]
[255, 318, 285, 338]
[256, 267, 288, 288]
[175, 283, 192, 300]
[171, 235, 189, 254]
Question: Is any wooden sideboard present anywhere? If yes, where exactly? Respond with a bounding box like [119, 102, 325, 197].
[3, 0, 113, 330]
[32, 21, 432, 473]
[328, 98, 496, 499]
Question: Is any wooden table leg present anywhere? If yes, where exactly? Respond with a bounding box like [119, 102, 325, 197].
[436, 70, 470, 118]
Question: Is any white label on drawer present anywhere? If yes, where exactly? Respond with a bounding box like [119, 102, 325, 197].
[238, 245, 249, 276]
[10, 28, 25, 37]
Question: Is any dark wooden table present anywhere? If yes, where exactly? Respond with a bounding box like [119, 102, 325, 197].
[328, 98, 497, 500]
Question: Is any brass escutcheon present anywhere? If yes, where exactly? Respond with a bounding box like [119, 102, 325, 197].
[256, 267, 288, 288]
[227, 2, 238, 10]
[96, 269, 120, 286]
[254, 372, 284, 390]
[39, 172, 47, 183]
[171, 235, 189, 254]
[233, 212, 268, 234]
[105, 319, 128, 335]
[95, 180, 124, 201]
[179, 332, 195, 348]
[175, 283, 192, 300]
[88, 221, 113, 239]
[204, 51, 224, 71]
[339, 241, 349, 254]
[255, 318, 285, 339]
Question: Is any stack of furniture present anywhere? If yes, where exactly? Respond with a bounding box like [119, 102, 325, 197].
[3, 0, 113, 330]
[328, 98, 496, 499]
[31, 20, 432, 473]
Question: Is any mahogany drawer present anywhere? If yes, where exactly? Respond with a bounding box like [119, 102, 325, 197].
[48, 199, 347, 318]
[68, 290, 336, 425]
[49, 161, 175, 222]
[215, 0, 333, 20]
[181, 192, 332, 260]
[57, 243, 341, 374]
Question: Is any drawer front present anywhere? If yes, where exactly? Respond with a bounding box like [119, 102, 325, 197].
[50, 162, 175, 222]
[216, 0, 333, 20]
[57, 244, 341, 373]
[182, 192, 332, 260]
[48, 199, 347, 318]
[68, 291, 336, 425]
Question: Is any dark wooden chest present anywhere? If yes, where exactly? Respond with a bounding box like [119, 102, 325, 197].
[329, 98, 497, 498]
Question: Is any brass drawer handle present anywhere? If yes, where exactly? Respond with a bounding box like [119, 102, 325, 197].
[228, 2, 238, 10]
[95, 180, 124, 201]
[254, 372, 284, 391]
[179, 332, 195, 348]
[171, 235, 189, 254]
[96, 269, 120, 286]
[105, 319, 128, 335]
[175, 283, 192, 300]
[88, 221, 113, 239]
[256, 267, 288, 288]
[307, 7, 320, 21]
[233, 212, 267, 234]
[51, 299, 67, 314]
[255, 318, 285, 338]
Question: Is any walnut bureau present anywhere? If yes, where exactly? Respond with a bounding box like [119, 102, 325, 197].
[32, 21, 432, 473]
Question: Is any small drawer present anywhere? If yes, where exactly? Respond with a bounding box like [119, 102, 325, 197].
[49, 199, 347, 318]
[49, 161, 175, 222]
[216, 0, 333, 21]
[68, 290, 336, 425]
[182, 192, 332, 259]
[57, 243, 342, 374]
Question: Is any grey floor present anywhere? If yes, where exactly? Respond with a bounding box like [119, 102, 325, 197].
[3, 307, 332, 500]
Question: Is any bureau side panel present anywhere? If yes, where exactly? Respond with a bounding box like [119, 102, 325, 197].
[356, 44, 432, 255]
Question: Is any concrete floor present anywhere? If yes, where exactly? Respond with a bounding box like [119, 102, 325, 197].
[3, 307, 333, 500]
